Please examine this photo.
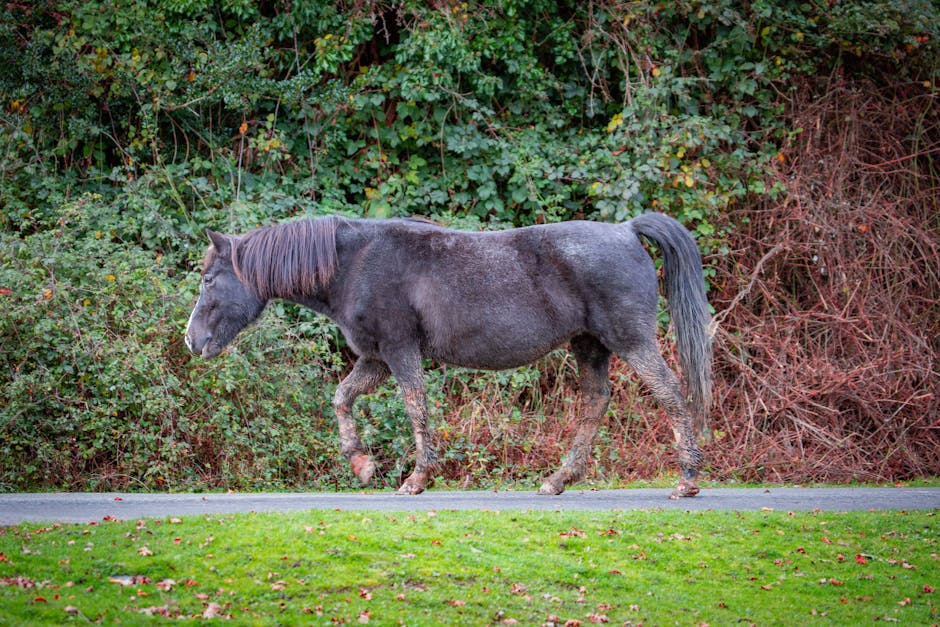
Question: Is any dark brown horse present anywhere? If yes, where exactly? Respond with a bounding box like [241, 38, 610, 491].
[185, 214, 712, 498]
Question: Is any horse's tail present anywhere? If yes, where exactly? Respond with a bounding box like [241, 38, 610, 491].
[629, 212, 713, 436]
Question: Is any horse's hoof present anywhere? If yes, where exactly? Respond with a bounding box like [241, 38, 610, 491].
[396, 481, 425, 495]
[537, 480, 564, 496]
[669, 483, 700, 499]
[350, 453, 376, 486]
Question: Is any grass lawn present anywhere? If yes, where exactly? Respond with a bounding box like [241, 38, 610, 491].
[1, 508, 936, 625]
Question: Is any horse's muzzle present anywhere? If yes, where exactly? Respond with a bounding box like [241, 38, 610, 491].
[184, 331, 210, 356]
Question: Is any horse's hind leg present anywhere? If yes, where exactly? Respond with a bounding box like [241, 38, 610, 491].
[538, 335, 611, 495]
[622, 344, 703, 498]
[333, 358, 390, 486]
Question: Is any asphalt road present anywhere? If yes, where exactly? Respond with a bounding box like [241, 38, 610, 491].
[1, 487, 938, 525]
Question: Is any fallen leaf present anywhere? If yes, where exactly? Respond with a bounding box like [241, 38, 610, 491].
[358, 610, 371, 623]
[64, 606, 79, 615]
[137, 546, 154, 556]
[855, 554, 868, 565]
[448, 599, 466, 606]
[202, 602, 224, 619]
[109, 575, 150, 587]
[924, 584, 935, 593]
[137, 606, 171, 617]
[359, 588, 372, 600]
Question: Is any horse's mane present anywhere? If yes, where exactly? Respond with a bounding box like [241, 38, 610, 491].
[232, 216, 340, 300]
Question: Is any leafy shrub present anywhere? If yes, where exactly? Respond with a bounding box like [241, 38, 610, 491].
[0, 196, 347, 490]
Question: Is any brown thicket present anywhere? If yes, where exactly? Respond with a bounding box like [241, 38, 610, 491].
[704, 75, 939, 483]
[440, 75, 940, 486]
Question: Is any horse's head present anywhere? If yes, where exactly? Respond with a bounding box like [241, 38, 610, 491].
[185, 230, 266, 359]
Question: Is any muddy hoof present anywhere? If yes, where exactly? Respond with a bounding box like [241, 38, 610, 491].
[669, 483, 700, 499]
[537, 480, 565, 496]
[350, 453, 376, 486]
[396, 470, 430, 495]
[396, 481, 426, 495]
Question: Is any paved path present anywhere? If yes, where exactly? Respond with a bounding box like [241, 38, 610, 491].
[1, 487, 937, 525]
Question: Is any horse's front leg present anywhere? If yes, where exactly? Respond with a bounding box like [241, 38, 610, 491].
[333, 358, 390, 486]
[387, 352, 438, 495]
[395, 382, 439, 495]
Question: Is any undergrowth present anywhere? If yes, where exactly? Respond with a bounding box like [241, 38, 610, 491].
[706, 74, 940, 483]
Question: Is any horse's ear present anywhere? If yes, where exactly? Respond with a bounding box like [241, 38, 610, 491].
[206, 229, 231, 254]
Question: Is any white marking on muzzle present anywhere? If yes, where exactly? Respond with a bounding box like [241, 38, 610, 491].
[184, 299, 199, 353]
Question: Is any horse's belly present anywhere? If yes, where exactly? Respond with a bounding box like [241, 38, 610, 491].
[423, 309, 580, 370]
[411, 256, 586, 369]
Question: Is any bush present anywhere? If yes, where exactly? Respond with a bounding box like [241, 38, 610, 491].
[0, 196, 347, 490]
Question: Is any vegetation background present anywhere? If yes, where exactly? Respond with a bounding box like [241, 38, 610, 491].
[1, 0, 938, 492]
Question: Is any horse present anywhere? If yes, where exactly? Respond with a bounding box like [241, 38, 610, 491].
[184, 213, 713, 498]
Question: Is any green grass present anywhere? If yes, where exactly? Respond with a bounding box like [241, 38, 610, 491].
[1, 509, 936, 625]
